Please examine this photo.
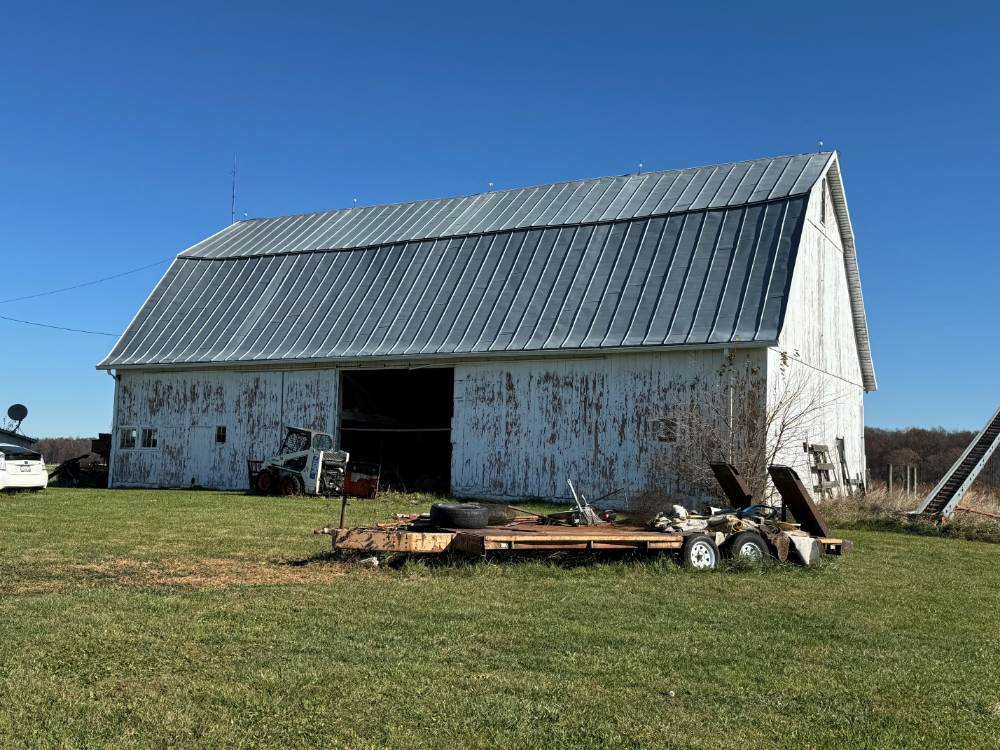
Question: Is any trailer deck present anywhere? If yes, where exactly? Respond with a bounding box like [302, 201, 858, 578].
[326, 519, 686, 555]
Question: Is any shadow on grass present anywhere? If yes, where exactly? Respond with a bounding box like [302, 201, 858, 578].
[372, 550, 831, 577]
[279, 549, 343, 567]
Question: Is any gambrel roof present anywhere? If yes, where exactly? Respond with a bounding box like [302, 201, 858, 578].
[99, 151, 875, 390]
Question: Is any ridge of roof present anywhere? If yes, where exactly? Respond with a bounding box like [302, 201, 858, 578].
[234, 150, 835, 225]
[180, 152, 833, 260]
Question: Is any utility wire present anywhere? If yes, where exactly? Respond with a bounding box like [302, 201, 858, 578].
[0, 257, 172, 305]
[0, 313, 116, 336]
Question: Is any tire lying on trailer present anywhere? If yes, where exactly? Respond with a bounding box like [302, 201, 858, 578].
[724, 531, 770, 562]
[429, 502, 490, 529]
[679, 533, 719, 569]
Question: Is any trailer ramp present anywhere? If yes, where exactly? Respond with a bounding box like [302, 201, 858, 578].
[913, 405, 1000, 518]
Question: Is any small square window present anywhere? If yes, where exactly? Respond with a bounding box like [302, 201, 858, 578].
[659, 417, 678, 443]
[215, 426, 227, 444]
[141, 428, 158, 449]
[120, 428, 137, 450]
[650, 416, 678, 443]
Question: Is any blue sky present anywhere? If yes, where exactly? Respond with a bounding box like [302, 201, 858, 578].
[1, 1, 998, 437]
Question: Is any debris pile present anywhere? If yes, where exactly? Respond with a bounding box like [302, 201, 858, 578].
[647, 503, 821, 563]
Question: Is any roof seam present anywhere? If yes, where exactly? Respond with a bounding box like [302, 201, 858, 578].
[178, 193, 815, 263]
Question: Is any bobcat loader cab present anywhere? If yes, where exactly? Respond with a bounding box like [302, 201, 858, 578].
[249, 427, 349, 497]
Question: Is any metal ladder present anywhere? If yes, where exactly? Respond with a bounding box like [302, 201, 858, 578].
[913, 405, 1000, 518]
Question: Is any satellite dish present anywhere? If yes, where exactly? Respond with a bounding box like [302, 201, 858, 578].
[7, 404, 28, 432]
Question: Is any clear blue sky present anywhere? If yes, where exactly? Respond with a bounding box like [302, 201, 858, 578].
[1, 1, 997, 437]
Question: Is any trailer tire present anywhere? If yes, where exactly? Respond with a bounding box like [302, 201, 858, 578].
[255, 470, 275, 494]
[280, 475, 303, 497]
[430, 502, 490, 529]
[680, 534, 719, 569]
[726, 531, 770, 562]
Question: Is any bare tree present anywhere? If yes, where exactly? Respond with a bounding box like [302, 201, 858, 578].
[646, 351, 842, 507]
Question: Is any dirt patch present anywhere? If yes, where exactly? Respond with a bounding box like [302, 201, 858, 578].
[6, 580, 69, 596]
[75, 557, 347, 589]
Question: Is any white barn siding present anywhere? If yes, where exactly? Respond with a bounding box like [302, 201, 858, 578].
[451, 349, 767, 500]
[110, 369, 339, 488]
[769, 175, 867, 486]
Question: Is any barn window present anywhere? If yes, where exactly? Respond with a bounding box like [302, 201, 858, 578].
[141, 428, 158, 449]
[215, 426, 227, 444]
[120, 428, 137, 450]
[821, 178, 828, 225]
[651, 416, 678, 443]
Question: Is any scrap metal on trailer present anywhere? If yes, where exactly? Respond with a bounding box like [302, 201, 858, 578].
[318, 466, 849, 569]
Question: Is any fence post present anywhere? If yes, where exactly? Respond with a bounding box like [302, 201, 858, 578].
[888, 464, 893, 494]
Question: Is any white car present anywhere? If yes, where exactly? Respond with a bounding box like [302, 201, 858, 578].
[0, 444, 48, 491]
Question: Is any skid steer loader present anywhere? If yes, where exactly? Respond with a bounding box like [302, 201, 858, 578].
[248, 426, 349, 497]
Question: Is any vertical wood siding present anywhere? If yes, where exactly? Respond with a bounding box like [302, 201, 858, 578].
[452, 350, 765, 500]
[770, 176, 867, 488]
[111, 369, 338, 489]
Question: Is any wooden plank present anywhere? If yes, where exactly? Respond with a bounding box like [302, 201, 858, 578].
[334, 529, 456, 553]
[454, 523, 684, 552]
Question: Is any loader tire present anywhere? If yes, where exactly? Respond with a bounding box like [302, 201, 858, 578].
[280, 475, 303, 497]
[429, 502, 489, 529]
[255, 470, 275, 494]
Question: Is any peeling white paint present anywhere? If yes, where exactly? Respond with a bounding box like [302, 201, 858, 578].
[111, 369, 338, 488]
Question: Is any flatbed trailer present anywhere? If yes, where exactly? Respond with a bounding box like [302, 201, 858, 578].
[318, 516, 849, 566]
[324, 519, 686, 556]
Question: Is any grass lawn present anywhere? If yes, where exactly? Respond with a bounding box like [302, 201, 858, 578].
[2, 488, 1000, 749]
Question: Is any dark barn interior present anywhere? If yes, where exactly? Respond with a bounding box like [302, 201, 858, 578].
[338, 368, 454, 492]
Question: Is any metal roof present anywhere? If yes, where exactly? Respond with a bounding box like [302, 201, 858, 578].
[181, 153, 830, 259]
[99, 151, 874, 390]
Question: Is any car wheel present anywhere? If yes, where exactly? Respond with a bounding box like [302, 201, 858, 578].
[726, 531, 770, 561]
[429, 502, 490, 529]
[680, 534, 719, 569]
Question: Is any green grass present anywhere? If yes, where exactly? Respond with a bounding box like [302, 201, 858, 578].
[2, 488, 1000, 749]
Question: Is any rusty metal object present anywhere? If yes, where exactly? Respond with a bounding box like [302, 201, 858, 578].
[48, 453, 109, 487]
[768, 465, 832, 538]
[709, 462, 754, 509]
[758, 523, 790, 562]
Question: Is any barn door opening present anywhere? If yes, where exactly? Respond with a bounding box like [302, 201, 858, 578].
[339, 368, 454, 492]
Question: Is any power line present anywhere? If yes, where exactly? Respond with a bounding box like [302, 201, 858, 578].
[0, 257, 172, 305]
[0, 313, 116, 336]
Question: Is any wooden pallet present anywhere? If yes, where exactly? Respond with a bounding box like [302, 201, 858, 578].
[804, 443, 840, 499]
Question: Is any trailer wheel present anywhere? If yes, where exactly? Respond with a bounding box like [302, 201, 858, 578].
[680, 534, 718, 569]
[726, 532, 770, 562]
[255, 470, 275, 494]
[280, 475, 303, 497]
[429, 502, 490, 529]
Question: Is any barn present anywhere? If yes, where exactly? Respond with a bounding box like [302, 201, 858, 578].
[98, 151, 876, 500]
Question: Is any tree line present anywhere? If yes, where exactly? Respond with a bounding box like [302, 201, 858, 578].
[866, 426, 1000, 488]
[33, 437, 93, 464]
